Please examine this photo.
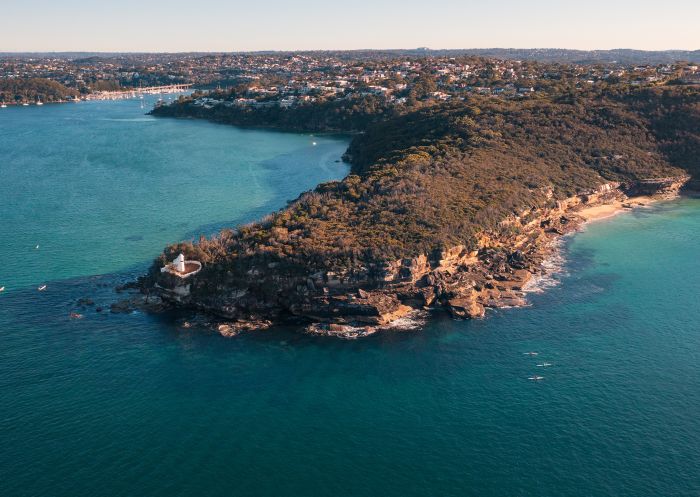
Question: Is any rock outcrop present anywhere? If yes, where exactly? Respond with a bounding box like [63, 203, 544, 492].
[623, 176, 691, 198]
[145, 178, 687, 337]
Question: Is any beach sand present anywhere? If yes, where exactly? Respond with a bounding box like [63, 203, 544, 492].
[577, 196, 656, 223]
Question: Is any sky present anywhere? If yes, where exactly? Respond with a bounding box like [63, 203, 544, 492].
[1, 0, 698, 52]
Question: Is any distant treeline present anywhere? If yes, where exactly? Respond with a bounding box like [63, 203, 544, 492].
[151, 94, 397, 132]
[5, 49, 698, 64]
[0, 78, 78, 103]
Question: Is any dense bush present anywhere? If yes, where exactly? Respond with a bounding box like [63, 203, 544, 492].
[152, 87, 699, 282]
[0, 78, 77, 103]
[152, 94, 400, 133]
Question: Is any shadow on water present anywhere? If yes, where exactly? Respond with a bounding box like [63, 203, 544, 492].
[178, 196, 284, 241]
[0, 228, 608, 349]
[178, 146, 350, 241]
[0, 263, 463, 351]
[0, 139, 354, 349]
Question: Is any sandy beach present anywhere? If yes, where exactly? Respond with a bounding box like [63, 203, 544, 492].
[577, 196, 657, 223]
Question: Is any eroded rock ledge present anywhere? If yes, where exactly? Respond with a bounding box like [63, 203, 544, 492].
[144, 178, 687, 338]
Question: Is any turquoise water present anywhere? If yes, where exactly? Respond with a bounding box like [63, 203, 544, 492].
[2, 100, 700, 497]
[0, 98, 348, 289]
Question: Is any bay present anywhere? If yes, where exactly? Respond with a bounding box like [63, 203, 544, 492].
[1, 99, 699, 497]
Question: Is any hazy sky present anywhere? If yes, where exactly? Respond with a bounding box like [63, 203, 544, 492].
[1, 0, 697, 52]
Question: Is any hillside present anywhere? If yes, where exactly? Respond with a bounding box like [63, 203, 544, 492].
[0, 78, 78, 103]
[144, 86, 699, 335]
[150, 93, 398, 133]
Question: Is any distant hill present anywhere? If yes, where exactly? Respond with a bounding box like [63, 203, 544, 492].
[2, 49, 698, 64]
[390, 48, 700, 64]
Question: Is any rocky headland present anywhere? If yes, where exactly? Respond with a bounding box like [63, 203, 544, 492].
[143, 178, 686, 338]
[138, 87, 698, 338]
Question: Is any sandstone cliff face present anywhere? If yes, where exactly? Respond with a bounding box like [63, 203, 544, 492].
[623, 176, 691, 197]
[150, 178, 687, 335]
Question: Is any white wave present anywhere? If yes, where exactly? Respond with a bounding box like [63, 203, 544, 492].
[380, 310, 428, 331]
[522, 238, 569, 294]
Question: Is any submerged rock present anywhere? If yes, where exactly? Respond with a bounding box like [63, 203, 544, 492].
[306, 323, 378, 339]
[214, 318, 273, 338]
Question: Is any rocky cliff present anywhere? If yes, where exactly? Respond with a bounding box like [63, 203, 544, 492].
[148, 179, 686, 337]
[141, 89, 699, 337]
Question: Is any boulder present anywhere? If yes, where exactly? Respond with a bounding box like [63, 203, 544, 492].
[217, 324, 238, 337]
[508, 250, 527, 269]
[110, 300, 132, 313]
[447, 294, 485, 319]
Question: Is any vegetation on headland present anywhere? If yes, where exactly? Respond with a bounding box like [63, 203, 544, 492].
[150, 86, 699, 284]
[0, 78, 78, 103]
[152, 93, 397, 132]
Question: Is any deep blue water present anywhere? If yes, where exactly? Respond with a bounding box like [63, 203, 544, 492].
[1, 99, 699, 497]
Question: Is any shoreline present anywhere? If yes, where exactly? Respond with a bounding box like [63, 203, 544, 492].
[138, 100, 694, 340]
[137, 189, 689, 339]
[523, 192, 681, 299]
[576, 195, 658, 223]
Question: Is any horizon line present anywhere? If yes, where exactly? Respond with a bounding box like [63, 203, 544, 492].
[1, 47, 699, 55]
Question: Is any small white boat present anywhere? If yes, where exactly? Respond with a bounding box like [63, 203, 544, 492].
[35, 244, 40, 249]
[38, 285, 47, 291]
[528, 376, 544, 381]
[0, 103, 7, 108]
[0, 286, 5, 292]
[523, 352, 538, 356]
[36, 101, 44, 106]
[22, 102, 29, 106]
[536, 363, 553, 367]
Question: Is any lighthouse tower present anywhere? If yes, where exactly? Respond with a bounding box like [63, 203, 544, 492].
[174, 254, 186, 273]
[160, 253, 201, 279]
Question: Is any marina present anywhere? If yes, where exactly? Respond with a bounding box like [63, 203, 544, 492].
[0, 84, 193, 106]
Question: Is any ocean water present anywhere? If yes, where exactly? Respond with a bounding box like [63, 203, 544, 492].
[0, 97, 349, 289]
[2, 99, 700, 497]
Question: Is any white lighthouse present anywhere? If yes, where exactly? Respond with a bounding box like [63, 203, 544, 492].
[160, 253, 201, 279]
[174, 253, 186, 273]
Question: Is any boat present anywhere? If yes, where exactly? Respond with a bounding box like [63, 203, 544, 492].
[0, 103, 7, 108]
[536, 362, 553, 367]
[38, 285, 47, 291]
[70, 312, 84, 319]
[523, 352, 538, 356]
[35, 244, 40, 249]
[528, 376, 544, 381]
[22, 102, 29, 106]
[0, 286, 5, 292]
[36, 101, 44, 106]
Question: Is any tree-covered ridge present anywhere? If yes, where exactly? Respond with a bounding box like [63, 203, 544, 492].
[0, 78, 78, 103]
[151, 93, 398, 132]
[614, 86, 700, 180]
[154, 87, 698, 282]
